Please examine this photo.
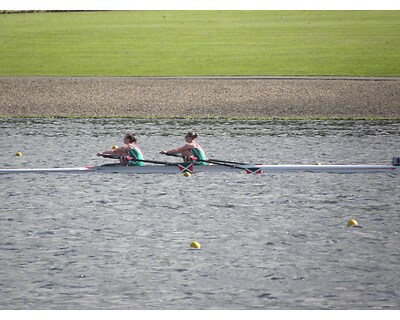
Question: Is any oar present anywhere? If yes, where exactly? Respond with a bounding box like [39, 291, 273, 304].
[163, 154, 262, 173]
[98, 154, 196, 173]
[163, 153, 249, 165]
[98, 154, 177, 166]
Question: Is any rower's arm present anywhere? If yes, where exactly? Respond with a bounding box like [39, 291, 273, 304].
[98, 145, 129, 156]
[163, 144, 193, 155]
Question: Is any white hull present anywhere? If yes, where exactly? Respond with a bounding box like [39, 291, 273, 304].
[0, 163, 399, 174]
[254, 164, 399, 174]
[0, 167, 92, 173]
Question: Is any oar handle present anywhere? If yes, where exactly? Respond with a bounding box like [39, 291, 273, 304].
[162, 153, 183, 158]
[98, 154, 127, 160]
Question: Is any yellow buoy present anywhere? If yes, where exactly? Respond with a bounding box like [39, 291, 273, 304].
[190, 241, 201, 249]
[347, 219, 358, 227]
[315, 162, 322, 165]
[183, 171, 191, 177]
[112, 145, 118, 150]
[15, 152, 22, 157]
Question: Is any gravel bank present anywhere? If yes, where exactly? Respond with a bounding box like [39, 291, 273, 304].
[1, 77, 399, 119]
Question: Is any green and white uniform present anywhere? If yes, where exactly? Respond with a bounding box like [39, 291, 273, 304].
[128, 144, 145, 166]
[191, 142, 207, 165]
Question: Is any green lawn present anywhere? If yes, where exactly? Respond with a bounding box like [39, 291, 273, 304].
[0, 11, 399, 76]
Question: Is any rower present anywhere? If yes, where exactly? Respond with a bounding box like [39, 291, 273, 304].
[160, 132, 207, 165]
[97, 133, 145, 166]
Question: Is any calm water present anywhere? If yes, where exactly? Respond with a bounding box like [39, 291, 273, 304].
[0, 118, 399, 309]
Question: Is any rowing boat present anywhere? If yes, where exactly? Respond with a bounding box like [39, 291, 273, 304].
[0, 160, 399, 174]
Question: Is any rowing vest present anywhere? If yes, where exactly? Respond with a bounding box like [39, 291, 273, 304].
[191, 142, 207, 165]
[128, 144, 145, 166]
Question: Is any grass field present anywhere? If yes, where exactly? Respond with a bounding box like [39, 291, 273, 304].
[0, 11, 399, 76]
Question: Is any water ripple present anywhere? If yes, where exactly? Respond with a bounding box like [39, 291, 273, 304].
[1, 119, 399, 309]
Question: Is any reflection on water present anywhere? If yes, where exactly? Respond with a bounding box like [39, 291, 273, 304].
[0, 118, 399, 309]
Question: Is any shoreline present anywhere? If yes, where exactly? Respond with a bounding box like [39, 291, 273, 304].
[1, 77, 399, 119]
